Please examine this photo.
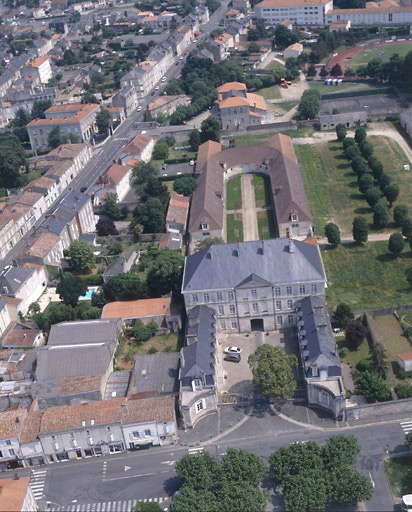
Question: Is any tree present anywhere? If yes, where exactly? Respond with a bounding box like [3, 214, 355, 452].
[248, 41, 260, 53]
[274, 24, 299, 50]
[146, 249, 184, 294]
[345, 320, 366, 348]
[221, 448, 267, 487]
[352, 216, 368, 244]
[370, 341, 390, 376]
[373, 202, 389, 229]
[354, 126, 366, 144]
[344, 144, 360, 161]
[132, 502, 163, 512]
[103, 272, 146, 302]
[383, 184, 399, 207]
[335, 124, 346, 141]
[200, 115, 221, 143]
[205, 0, 220, 13]
[31, 99, 52, 119]
[141, 176, 170, 208]
[131, 319, 152, 342]
[379, 172, 391, 191]
[333, 303, 354, 329]
[396, 382, 412, 399]
[248, 344, 297, 399]
[368, 156, 384, 180]
[351, 156, 367, 177]
[156, 112, 167, 125]
[247, 28, 260, 41]
[48, 125, 62, 148]
[96, 108, 111, 134]
[0, 133, 27, 188]
[358, 174, 373, 194]
[107, 241, 123, 255]
[173, 176, 197, 196]
[195, 237, 224, 251]
[359, 140, 374, 159]
[136, 197, 165, 233]
[364, 188, 381, 208]
[324, 222, 340, 245]
[394, 204, 409, 227]
[298, 89, 320, 119]
[64, 240, 96, 272]
[56, 275, 88, 307]
[402, 218, 412, 239]
[388, 232, 405, 257]
[133, 161, 158, 187]
[189, 129, 201, 151]
[104, 193, 122, 220]
[96, 218, 118, 236]
[356, 371, 391, 402]
[406, 431, 412, 453]
[152, 140, 169, 160]
[330, 63, 343, 76]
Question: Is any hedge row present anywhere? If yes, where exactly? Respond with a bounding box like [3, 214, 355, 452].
[321, 87, 395, 101]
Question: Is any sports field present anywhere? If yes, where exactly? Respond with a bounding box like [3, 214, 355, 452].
[347, 42, 412, 66]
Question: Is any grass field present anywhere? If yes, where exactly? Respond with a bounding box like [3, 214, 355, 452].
[276, 100, 299, 113]
[226, 213, 244, 243]
[322, 241, 412, 312]
[267, 60, 285, 73]
[116, 333, 181, 370]
[295, 136, 411, 235]
[348, 42, 412, 66]
[256, 84, 281, 100]
[337, 332, 373, 378]
[307, 81, 372, 95]
[384, 456, 412, 498]
[369, 314, 412, 389]
[257, 210, 276, 240]
[231, 126, 314, 148]
[253, 174, 272, 207]
[226, 175, 242, 210]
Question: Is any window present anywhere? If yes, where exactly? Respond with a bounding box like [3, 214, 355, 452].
[228, 291, 234, 301]
[220, 320, 226, 329]
[192, 294, 198, 304]
[203, 293, 210, 302]
[251, 289, 257, 299]
[275, 300, 282, 310]
[91, 419, 95, 426]
[218, 305, 224, 315]
[144, 429, 151, 436]
[231, 320, 237, 329]
[319, 391, 329, 404]
[217, 292, 223, 301]
[229, 304, 236, 314]
[195, 400, 204, 413]
[81, 420, 86, 427]
[5, 440, 11, 446]
[8, 449, 15, 457]
[291, 214, 298, 221]
[276, 315, 283, 325]
[286, 286, 292, 296]
[299, 285, 306, 294]
[132, 431, 140, 438]
[311, 284, 317, 294]
[312, 365, 318, 377]
[274, 287, 281, 297]
[288, 314, 294, 324]
[193, 378, 202, 391]
[202, 223, 208, 230]
[287, 299, 293, 309]
[252, 302, 259, 313]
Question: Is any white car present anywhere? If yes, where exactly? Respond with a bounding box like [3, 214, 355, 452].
[155, 86, 159, 90]
[137, 106, 142, 112]
[161, 77, 166, 82]
[189, 160, 194, 166]
[224, 346, 242, 354]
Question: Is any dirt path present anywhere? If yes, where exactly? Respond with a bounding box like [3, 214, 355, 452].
[279, 71, 309, 101]
[241, 174, 258, 241]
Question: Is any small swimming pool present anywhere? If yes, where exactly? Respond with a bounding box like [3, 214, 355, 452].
[79, 287, 98, 300]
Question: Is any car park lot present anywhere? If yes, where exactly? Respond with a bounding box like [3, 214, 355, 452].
[217, 330, 299, 398]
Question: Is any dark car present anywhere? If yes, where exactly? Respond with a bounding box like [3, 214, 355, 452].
[80, 187, 87, 193]
[224, 353, 241, 363]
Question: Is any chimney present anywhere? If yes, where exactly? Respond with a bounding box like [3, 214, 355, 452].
[335, 343, 338, 357]
[47, 224, 50, 232]
[288, 238, 294, 253]
[236, 235, 240, 256]
[33, 225, 37, 234]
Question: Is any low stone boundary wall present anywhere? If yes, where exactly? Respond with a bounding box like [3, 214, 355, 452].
[346, 396, 412, 421]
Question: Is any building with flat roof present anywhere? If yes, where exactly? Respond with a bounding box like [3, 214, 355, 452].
[325, 0, 412, 25]
[255, 0, 333, 25]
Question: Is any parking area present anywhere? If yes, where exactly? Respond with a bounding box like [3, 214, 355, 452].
[217, 329, 300, 398]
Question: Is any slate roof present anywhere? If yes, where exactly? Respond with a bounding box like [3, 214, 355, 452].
[48, 319, 121, 346]
[183, 238, 325, 292]
[102, 246, 137, 281]
[0, 266, 36, 296]
[133, 352, 180, 394]
[181, 305, 216, 386]
[58, 189, 90, 213]
[297, 295, 341, 378]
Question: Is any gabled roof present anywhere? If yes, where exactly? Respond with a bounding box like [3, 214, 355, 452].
[166, 191, 189, 227]
[102, 297, 171, 320]
[0, 477, 31, 512]
[236, 273, 273, 288]
[48, 319, 120, 346]
[122, 134, 153, 157]
[97, 163, 131, 188]
[196, 140, 221, 172]
[0, 409, 25, 440]
[3, 329, 41, 348]
[0, 266, 36, 296]
[217, 81, 247, 93]
[183, 238, 325, 292]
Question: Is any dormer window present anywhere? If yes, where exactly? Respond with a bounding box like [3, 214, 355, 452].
[312, 365, 318, 377]
[202, 223, 208, 230]
[291, 213, 298, 222]
[192, 378, 202, 391]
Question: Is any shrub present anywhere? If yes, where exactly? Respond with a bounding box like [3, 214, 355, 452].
[336, 124, 346, 141]
[388, 232, 405, 257]
[402, 218, 412, 238]
[395, 382, 412, 399]
[344, 145, 360, 160]
[359, 140, 374, 159]
[394, 204, 409, 227]
[356, 371, 391, 402]
[342, 137, 355, 150]
[379, 173, 391, 191]
[364, 187, 381, 207]
[351, 156, 367, 177]
[340, 347, 349, 357]
[357, 358, 374, 373]
[373, 202, 389, 229]
[324, 222, 340, 245]
[368, 156, 384, 180]
[346, 320, 366, 348]
[355, 126, 367, 144]
[358, 174, 373, 193]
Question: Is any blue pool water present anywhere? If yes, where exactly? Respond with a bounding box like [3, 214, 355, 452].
[80, 287, 97, 300]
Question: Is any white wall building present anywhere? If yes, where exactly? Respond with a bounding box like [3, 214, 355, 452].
[255, 0, 333, 25]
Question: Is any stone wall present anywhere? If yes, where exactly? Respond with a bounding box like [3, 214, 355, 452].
[346, 396, 412, 421]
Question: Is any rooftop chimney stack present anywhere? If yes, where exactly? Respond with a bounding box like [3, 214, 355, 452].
[236, 235, 240, 256]
[288, 238, 294, 253]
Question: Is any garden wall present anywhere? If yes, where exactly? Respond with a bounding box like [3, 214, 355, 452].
[346, 396, 412, 421]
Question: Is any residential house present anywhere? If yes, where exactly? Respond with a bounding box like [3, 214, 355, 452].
[0, 203, 36, 261]
[233, 0, 251, 10]
[179, 305, 217, 428]
[7, 87, 57, 121]
[12, 190, 48, 221]
[92, 163, 132, 204]
[2, 328, 43, 349]
[182, 238, 326, 333]
[121, 134, 154, 165]
[296, 296, 346, 419]
[0, 476, 37, 511]
[27, 103, 100, 150]
[189, 134, 313, 247]
[216, 81, 268, 128]
[280, 18, 293, 28]
[26, 176, 60, 209]
[0, 409, 26, 470]
[329, 19, 351, 30]
[33, 6, 46, 17]
[102, 297, 182, 333]
[102, 245, 138, 283]
[166, 191, 189, 241]
[0, 265, 46, 315]
[255, 0, 333, 26]
[22, 56, 53, 84]
[146, 95, 188, 120]
[19, 408, 45, 468]
[0, 299, 12, 338]
[223, 8, 244, 22]
[132, 352, 180, 397]
[283, 42, 303, 59]
[16, 232, 64, 267]
[111, 84, 138, 117]
[33, 38, 54, 58]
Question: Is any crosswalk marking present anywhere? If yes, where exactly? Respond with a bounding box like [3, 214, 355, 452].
[30, 468, 47, 500]
[48, 497, 170, 511]
[188, 446, 204, 454]
[401, 420, 412, 434]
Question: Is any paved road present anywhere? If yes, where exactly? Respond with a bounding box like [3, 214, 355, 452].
[24, 409, 406, 511]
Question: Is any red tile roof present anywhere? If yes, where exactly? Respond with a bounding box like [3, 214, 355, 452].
[123, 134, 153, 158]
[2, 329, 41, 348]
[102, 297, 171, 320]
[0, 409, 25, 440]
[0, 477, 31, 512]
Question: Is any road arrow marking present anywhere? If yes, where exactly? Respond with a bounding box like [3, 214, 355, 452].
[125, 466, 131, 472]
[161, 461, 175, 465]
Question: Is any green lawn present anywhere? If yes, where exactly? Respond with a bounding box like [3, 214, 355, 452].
[231, 126, 314, 148]
[307, 81, 371, 96]
[384, 456, 412, 498]
[257, 210, 276, 240]
[168, 148, 196, 160]
[322, 241, 412, 312]
[253, 174, 272, 207]
[277, 101, 299, 113]
[256, 84, 281, 100]
[226, 213, 244, 243]
[226, 175, 242, 210]
[348, 42, 412, 66]
[295, 136, 411, 235]
[267, 60, 285, 72]
[337, 332, 373, 377]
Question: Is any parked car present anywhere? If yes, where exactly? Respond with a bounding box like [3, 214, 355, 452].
[224, 346, 242, 354]
[137, 106, 142, 112]
[162, 163, 168, 170]
[189, 160, 195, 166]
[155, 86, 159, 90]
[224, 353, 241, 363]
[80, 187, 87, 193]
[161, 77, 166, 82]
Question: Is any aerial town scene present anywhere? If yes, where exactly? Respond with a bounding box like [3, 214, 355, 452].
[0, 0, 412, 509]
